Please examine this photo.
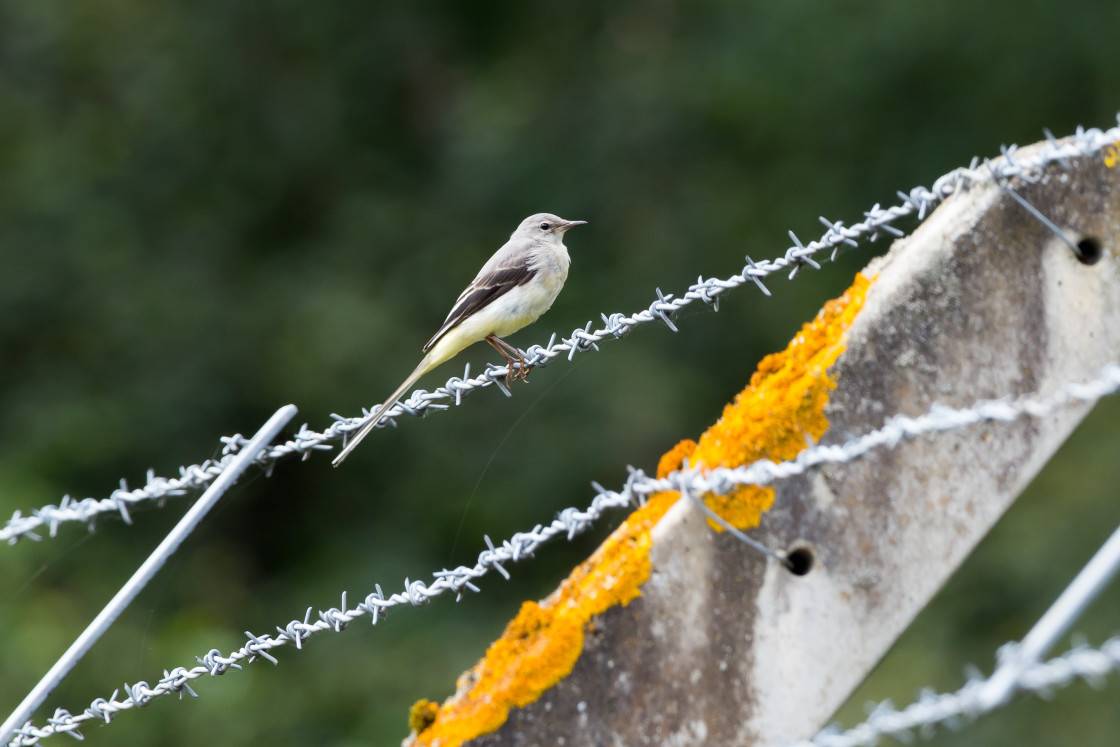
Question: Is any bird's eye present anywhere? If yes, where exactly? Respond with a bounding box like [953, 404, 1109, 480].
[539, 222, 551, 231]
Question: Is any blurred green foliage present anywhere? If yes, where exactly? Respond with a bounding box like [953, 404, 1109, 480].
[1, 1, 1118, 744]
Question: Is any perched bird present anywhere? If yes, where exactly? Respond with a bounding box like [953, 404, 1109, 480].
[332, 213, 586, 466]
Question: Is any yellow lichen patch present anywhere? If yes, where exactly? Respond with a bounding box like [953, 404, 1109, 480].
[415, 489, 679, 746]
[412, 273, 872, 746]
[657, 438, 698, 478]
[408, 700, 439, 734]
[688, 273, 871, 530]
[1105, 141, 1120, 169]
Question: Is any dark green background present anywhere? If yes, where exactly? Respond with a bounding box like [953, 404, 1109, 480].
[1, 2, 1119, 744]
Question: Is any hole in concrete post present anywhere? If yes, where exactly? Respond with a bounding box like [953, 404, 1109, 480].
[784, 543, 815, 576]
[1075, 236, 1103, 265]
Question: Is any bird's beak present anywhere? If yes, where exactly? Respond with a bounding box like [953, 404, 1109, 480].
[558, 220, 588, 232]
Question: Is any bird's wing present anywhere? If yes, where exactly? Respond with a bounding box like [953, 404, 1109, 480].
[423, 252, 537, 352]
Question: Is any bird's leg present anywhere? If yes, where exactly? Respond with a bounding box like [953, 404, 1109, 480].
[486, 334, 529, 382]
[485, 336, 521, 380]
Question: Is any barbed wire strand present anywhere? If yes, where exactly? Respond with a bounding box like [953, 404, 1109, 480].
[4, 118, 1118, 548]
[0, 405, 298, 747]
[9, 359, 1120, 745]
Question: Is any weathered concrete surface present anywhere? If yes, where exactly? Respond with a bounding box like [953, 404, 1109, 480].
[468, 139, 1120, 746]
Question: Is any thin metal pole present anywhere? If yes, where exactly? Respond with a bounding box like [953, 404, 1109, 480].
[0, 405, 297, 745]
[977, 519, 1120, 709]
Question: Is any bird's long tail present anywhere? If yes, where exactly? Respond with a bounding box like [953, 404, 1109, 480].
[332, 352, 437, 467]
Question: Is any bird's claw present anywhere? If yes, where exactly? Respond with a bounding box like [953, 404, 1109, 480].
[509, 357, 530, 383]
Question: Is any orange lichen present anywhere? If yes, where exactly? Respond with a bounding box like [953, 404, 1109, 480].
[691, 273, 871, 530]
[411, 273, 872, 747]
[413, 487, 679, 746]
[409, 700, 439, 734]
[657, 438, 698, 478]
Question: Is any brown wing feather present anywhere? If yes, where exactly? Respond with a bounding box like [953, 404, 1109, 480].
[423, 263, 537, 352]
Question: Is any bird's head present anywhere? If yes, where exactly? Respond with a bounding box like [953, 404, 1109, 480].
[514, 213, 588, 241]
